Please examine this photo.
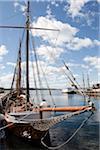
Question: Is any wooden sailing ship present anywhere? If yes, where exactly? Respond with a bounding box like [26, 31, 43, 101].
[0, 1, 94, 145]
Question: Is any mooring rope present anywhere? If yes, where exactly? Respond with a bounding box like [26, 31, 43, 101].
[41, 111, 93, 150]
[0, 111, 34, 131]
[0, 122, 14, 131]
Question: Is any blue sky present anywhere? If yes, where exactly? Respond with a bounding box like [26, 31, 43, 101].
[0, 0, 99, 88]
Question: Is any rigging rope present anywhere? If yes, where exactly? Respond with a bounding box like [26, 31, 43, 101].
[30, 38, 40, 104]
[0, 106, 93, 132]
[63, 61, 86, 97]
[0, 122, 14, 131]
[38, 60, 56, 107]
[10, 29, 25, 91]
[41, 111, 93, 150]
[31, 36, 44, 101]
[82, 72, 86, 105]
[61, 63, 88, 106]
[0, 109, 36, 131]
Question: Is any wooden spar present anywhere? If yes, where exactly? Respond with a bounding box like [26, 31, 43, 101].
[39, 106, 92, 112]
[16, 41, 22, 96]
[0, 26, 59, 31]
[26, 1, 30, 102]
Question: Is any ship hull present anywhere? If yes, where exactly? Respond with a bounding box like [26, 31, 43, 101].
[5, 122, 50, 145]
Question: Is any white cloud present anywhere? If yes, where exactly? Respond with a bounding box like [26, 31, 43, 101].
[0, 64, 5, 70]
[94, 40, 100, 46]
[31, 16, 78, 45]
[0, 45, 8, 56]
[13, 1, 27, 13]
[0, 45, 8, 61]
[51, 0, 59, 7]
[63, 62, 90, 72]
[67, 0, 89, 18]
[14, 2, 19, 8]
[31, 16, 100, 51]
[0, 68, 66, 89]
[0, 73, 13, 88]
[67, 37, 93, 50]
[6, 62, 16, 67]
[21, 60, 61, 77]
[36, 45, 63, 62]
[46, 5, 55, 19]
[65, 0, 98, 27]
[4, 60, 65, 88]
[97, 0, 100, 3]
[84, 56, 100, 69]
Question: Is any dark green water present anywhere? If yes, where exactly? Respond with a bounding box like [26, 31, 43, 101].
[0, 90, 99, 150]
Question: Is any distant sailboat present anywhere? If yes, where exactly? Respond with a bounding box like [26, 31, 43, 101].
[0, 1, 93, 145]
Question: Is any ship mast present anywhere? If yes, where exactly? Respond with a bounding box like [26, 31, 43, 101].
[26, 1, 30, 102]
[16, 41, 22, 96]
[0, 1, 59, 103]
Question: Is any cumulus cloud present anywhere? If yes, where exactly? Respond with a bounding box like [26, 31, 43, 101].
[6, 62, 16, 67]
[31, 16, 100, 51]
[51, 1, 59, 7]
[31, 16, 78, 45]
[0, 73, 13, 88]
[12, 60, 65, 88]
[0, 64, 5, 70]
[97, 0, 100, 3]
[64, 0, 98, 27]
[0, 45, 8, 61]
[36, 45, 63, 62]
[67, 37, 93, 50]
[84, 56, 100, 69]
[14, 1, 27, 13]
[94, 40, 100, 46]
[14, 1, 19, 8]
[46, 5, 55, 19]
[67, 0, 89, 18]
[21, 60, 61, 77]
[0, 45, 8, 56]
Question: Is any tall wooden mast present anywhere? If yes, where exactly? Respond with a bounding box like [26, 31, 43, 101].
[0, 1, 59, 103]
[16, 41, 22, 96]
[26, 1, 30, 102]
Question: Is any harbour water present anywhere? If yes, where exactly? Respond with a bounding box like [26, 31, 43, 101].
[0, 90, 99, 150]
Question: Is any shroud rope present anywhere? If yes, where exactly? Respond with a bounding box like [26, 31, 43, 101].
[41, 111, 93, 150]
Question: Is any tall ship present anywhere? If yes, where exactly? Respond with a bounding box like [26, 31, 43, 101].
[0, 1, 94, 147]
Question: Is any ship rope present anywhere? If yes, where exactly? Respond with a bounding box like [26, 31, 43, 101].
[31, 35, 44, 101]
[30, 107, 92, 131]
[63, 61, 86, 98]
[0, 109, 35, 131]
[0, 112, 31, 131]
[0, 122, 14, 131]
[30, 34, 56, 106]
[0, 106, 93, 132]
[41, 111, 93, 150]
[38, 61, 56, 107]
[29, 14, 41, 103]
[30, 41, 40, 103]
[29, 12, 59, 106]
[10, 29, 25, 91]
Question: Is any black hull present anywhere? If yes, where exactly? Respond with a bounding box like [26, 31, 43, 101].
[5, 122, 51, 146]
